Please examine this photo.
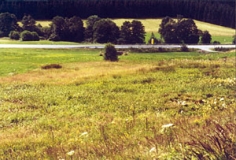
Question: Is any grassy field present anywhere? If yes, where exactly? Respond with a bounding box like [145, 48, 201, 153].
[0, 48, 235, 159]
[15, 18, 235, 44]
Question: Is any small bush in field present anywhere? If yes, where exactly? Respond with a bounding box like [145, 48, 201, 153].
[9, 31, 20, 40]
[181, 44, 189, 52]
[213, 41, 220, 44]
[41, 64, 62, 69]
[104, 43, 118, 61]
[21, 30, 40, 41]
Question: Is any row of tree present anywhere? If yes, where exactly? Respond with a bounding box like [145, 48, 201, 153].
[0, 12, 146, 44]
[2, 12, 232, 44]
[50, 15, 146, 44]
[0, 0, 234, 28]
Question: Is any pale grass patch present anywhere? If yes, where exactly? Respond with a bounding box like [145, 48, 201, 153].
[113, 18, 162, 32]
[0, 127, 43, 145]
[193, 20, 235, 36]
[0, 61, 155, 84]
[36, 21, 51, 27]
[18, 21, 51, 27]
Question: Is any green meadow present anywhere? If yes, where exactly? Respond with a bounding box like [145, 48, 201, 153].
[0, 48, 235, 159]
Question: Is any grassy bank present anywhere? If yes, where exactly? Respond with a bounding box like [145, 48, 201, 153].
[0, 48, 235, 159]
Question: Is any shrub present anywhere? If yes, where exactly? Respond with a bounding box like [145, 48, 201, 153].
[104, 43, 118, 61]
[213, 41, 220, 44]
[9, 31, 20, 40]
[48, 33, 61, 41]
[232, 35, 236, 44]
[41, 64, 62, 69]
[21, 30, 32, 41]
[200, 30, 211, 44]
[32, 32, 39, 41]
[214, 47, 232, 52]
[180, 44, 189, 52]
[21, 30, 40, 41]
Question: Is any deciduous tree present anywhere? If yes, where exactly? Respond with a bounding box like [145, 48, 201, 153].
[84, 15, 101, 42]
[66, 16, 84, 42]
[49, 16, 67, 41]
[176, 19, 200, 44]
[0, 12, 20, 37]
[119, 21, 132, 44]
[49, 16, 84, 42]
[131, 20, 145, 44]
[159, 17, 201, 44]
[93, 19, 119, 44]
[119, 20, 145, 44]
[201, 31, 212, 44]
[158, 17, 179, 43]
[158, 17, 178, 43]
[22, 14, 36, 31]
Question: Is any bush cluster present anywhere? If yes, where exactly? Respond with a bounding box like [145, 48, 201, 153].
[9, 31, 20, 40]
[21, 31, 39, 41]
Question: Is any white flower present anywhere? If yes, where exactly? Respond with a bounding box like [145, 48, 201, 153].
[149, 147, 156, 153]
[214, 100, 217, 104]
[80, 132, 88, 137]
[220, 98, 224, 101]
[67, 150, 75, 156]
[161, 123, 174, 128]
[181, 101, 187, 106]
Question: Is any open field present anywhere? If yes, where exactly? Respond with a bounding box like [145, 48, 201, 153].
[0, 48, 235, 159]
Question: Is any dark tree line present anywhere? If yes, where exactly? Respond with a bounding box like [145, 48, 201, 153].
[0, 12, 146, 44]
[0, 0, 235, 28]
